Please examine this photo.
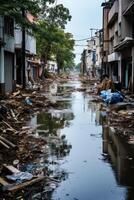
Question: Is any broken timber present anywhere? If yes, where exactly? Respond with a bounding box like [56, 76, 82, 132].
[0, 136, 16, 149]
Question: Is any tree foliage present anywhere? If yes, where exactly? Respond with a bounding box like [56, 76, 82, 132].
[36, 21, 75, 74]
[0, 0, 74, 75]
[0, 0, 71, 29]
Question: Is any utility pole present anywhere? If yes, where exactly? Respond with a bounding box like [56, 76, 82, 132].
[22, 8, 26, 89]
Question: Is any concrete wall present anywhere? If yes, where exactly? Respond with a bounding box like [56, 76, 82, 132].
[121, 0, 133, 40]
[15, 29, 36, 55]
[108, 0, 118, 24]
[103, 8, 110, 52]
[26, 33, 36, 55]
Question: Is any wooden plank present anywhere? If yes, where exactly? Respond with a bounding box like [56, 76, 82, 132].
[3, 164, 20, 174]
[7, 176, 45, 192]
[2, 121, 16, 132]
[0, 136, 16, 148]
[0, 140, 10, 149]
[0, 177, 9, 186]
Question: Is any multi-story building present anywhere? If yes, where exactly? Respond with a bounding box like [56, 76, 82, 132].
[101, 0, 134, 92]
[86, 38, 96, 76]
[107, 0, 119, 82]
[83, 32, 102, 77]
[15, 13, 38, 85]
[0, 16, 15, 95]
[115, 0, 134, 91]
[0, 13, 39, 96]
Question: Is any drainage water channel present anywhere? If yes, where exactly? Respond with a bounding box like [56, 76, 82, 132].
[30, 79, 134, 200]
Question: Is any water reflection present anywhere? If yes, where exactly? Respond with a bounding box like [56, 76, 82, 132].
[100, 111, 134, 200]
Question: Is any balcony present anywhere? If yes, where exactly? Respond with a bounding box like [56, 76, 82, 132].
[108, 0, 118, 26]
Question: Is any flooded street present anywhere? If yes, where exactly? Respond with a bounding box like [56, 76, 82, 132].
[30, 78, 133, 200]
[1, 78, 134, 200]
[2, 0, 134, 199]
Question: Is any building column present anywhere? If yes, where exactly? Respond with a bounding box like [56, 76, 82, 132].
[0, 47, 5, 96]
[132, 47, 134, 93]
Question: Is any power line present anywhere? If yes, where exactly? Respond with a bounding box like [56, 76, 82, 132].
[75, 44, 88, 46]
[75, 38, 90, 42]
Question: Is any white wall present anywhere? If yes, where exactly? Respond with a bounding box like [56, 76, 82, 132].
[26, 33, 36, 55]
[15, 29, 36, 55]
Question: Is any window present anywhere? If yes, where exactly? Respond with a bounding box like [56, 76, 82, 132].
[4, 16, 14, 36]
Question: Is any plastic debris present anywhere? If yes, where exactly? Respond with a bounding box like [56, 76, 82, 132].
[6, 172, 33, 183]
[25, 97, 33, 106]
[100, 90, 124, 104]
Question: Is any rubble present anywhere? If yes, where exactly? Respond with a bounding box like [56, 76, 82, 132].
[0, 76, 72, 198]
[0, 74, 134, 198]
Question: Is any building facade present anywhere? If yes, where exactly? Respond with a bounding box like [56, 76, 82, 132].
[0, 14, 38, 96]
[101, 0, 134, 92]
[15, 26, 37, 84]
[0, 16, 15, 95]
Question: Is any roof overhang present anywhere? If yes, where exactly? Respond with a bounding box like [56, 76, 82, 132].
[114, 38, 134, 51]
[123, 1, 134, 16]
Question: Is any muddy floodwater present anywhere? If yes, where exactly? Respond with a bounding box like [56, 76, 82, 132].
[28, 79, 134, 200]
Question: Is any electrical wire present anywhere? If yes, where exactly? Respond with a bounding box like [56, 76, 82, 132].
[75, 38, 90, 42]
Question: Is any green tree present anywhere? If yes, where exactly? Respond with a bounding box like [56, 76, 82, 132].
[54, 31, 75, 73]
[0, 0, 71, 29]
[36, 21, 75, 76]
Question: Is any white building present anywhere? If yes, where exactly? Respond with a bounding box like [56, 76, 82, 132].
[47, 60, 58, 73]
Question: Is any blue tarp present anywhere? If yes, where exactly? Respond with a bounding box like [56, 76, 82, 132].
[100, 90, 124, 104]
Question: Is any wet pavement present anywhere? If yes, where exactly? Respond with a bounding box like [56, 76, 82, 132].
[30, 79, 134, 200]
[1, 78, 134, 199]
[49, 81, 126, 200]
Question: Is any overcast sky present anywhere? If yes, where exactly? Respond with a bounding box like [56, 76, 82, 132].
[58, 0, 103, 64]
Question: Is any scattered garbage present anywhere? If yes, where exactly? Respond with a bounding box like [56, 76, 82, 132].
[0, 75, 134, 199]
[25, 97, 33, 106]
[100, 90, 124, 104]
[6, 172, 33, 183]
[97, 74, 115, 95]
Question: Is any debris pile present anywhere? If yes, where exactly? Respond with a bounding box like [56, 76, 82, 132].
[100, 102, 134, 145]
[0, 78, 73, 198]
